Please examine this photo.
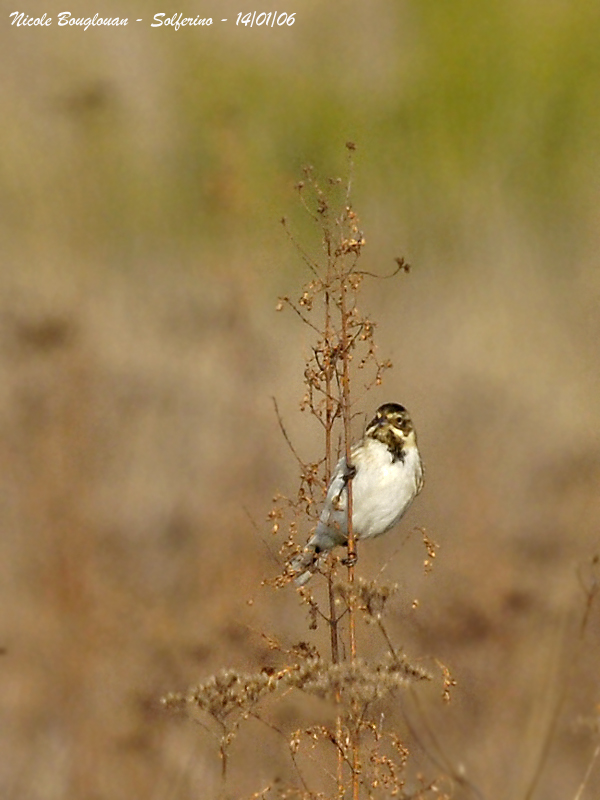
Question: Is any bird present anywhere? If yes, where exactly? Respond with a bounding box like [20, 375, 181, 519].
[290, 402, 424, 585]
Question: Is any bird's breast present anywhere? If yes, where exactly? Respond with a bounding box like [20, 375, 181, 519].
[349, 440, 421, 539]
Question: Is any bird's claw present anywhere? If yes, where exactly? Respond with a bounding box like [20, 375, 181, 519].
[343, 463, 357, 484]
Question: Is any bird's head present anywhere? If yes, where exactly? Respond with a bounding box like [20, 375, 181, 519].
[365, 402, 416, 450]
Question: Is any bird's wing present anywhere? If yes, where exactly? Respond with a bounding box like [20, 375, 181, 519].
[308, 455, 353, 550]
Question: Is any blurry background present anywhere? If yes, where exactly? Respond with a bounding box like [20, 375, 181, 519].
[2, 1, 600, 798]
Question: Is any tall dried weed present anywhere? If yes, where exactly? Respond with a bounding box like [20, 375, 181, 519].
[164, 145, 457, 799]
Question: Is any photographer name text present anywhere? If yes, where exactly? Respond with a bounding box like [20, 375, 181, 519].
[9, 11, 296, 30]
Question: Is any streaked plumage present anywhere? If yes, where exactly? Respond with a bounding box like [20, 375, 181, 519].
[291, 402, 423, 585]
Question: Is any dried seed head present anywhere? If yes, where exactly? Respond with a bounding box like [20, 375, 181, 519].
[335, 577, 398, 621]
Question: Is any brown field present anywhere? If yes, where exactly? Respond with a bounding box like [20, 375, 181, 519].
[2, 1, 600, 798]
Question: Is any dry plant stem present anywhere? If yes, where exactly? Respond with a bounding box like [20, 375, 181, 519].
[403, 688, 485, 800]
[521, 563, 599, 800]
[323, 273, 339, 669]
[324, 284, 333, 485]
[328, 572, 345, 800]
[325, 235, 345, 799]
[573, 741, 600, 800]
[219, 734, 227, 781]
[339, 274, 357, 657]
[339, 262, 360, 800]
[247, 712, 314, 796]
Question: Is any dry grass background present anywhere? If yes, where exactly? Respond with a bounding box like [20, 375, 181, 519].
[2, 1, 600, 798]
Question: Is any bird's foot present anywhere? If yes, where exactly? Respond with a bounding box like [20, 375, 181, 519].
[343, 463, 357, 484]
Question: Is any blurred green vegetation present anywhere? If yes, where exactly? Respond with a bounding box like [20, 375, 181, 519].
[3, 0, 600, 271]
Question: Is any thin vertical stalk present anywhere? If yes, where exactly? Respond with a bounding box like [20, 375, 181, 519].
[328, 574, 344, 799]
[324, 243, 345, 797]
[339, 273, 356, 658]
[339, 271, 360, 800]
[324, 282, 338, 665]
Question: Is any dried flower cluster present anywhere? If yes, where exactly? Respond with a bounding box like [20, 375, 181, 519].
[335, 578, 398, 623]
[287, 654, 430, 706]
[164, 654, 430, 722]
[163, 667, 281, 723]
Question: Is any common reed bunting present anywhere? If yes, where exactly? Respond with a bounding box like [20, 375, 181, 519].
[291, 402, 424, 585]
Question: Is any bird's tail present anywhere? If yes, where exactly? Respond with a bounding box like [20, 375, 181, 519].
[288, 545, 320, 586]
